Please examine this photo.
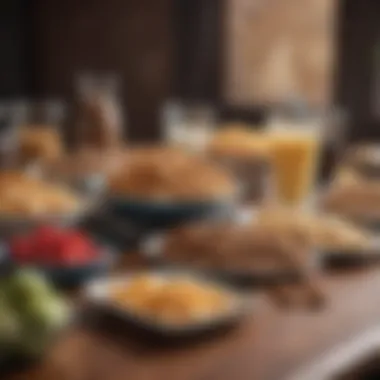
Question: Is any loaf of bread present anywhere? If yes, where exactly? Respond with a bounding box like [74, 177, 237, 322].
[110, 146, 236, 201]
[0, 172, 80, 216]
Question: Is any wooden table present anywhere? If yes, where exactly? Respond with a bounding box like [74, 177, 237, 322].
[7, 261, 380, 380]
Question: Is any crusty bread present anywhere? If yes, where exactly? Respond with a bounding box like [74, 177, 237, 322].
[161, 221, 309, 273]
[0, 171, 80, 216]
[257, 207, 370, 251]
[322, 181, 380, 221]
[110, 146, 236, 201]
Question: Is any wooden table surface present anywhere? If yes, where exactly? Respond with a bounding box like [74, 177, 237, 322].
[7, 258, 380, 380]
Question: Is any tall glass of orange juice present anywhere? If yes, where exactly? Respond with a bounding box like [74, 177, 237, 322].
[268, 115, 322, 208]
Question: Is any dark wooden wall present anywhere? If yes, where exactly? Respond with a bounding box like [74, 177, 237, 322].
[1, 0, 379, 141]
[173, 0, 222, 102]
[32, 0, 173, 141]
[335, 0, 380, 141]
[0, 0, 31, 98]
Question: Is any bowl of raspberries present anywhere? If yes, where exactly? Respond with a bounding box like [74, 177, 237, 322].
[9, 226, 113, 288]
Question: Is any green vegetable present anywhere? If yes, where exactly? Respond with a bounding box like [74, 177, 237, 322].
[0, 269, 71, 358]
[0, 296, 21, 351]
[22, 296, 70, 333]
[16, 297, 70, 357]
[5, 269, 54, 312]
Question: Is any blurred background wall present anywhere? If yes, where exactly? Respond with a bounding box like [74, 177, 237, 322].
[32, 0, 173, 142]
[1, 0, 380, 141]
[0, 0, 31, 97]
[225, 0, 337, 107]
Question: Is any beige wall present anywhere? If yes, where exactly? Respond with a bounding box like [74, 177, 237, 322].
[225, 0, 337, 107]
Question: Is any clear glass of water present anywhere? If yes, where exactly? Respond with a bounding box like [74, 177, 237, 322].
[18, 99, 66, 169]
[161, 100, 216, 152]
[0, 101, 25, 169]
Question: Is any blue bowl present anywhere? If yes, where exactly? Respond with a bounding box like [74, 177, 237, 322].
[109, 197, 235, 228]
[41, 255, 112, 289]
[12, 248, 113, 290]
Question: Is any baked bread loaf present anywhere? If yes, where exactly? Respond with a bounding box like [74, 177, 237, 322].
[158, 220, 324, 308]
[161, 221, 309, 274]
[110, 146, 236, 201]
[0, 171, 80, 216]
[257, 207, 371, 251]
[322, 181, 380, 222]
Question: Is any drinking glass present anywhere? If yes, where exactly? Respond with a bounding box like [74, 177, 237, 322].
[73, 73, 125, 150]
[161, 100, 216, 152]
[0, 101, 24, 169]
[18, 100, 66, 168]
[266, 106, 345, 209]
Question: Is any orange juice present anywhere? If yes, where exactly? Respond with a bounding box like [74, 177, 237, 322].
[270, 132, 320, 205]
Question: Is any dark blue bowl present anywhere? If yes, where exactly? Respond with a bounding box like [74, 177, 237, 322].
[42, 255, 112, 289]
[109, 197, 235, 229]
[13, 248, 113, 290]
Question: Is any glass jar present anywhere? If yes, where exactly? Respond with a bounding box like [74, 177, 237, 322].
[18, 100, 65, 167]
[161, 100, 215, 153]
[73, 73, 124, 151]
[0, 102, 23, 169]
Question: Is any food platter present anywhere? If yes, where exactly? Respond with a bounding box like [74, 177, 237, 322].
[321, 237, 380, 268]
[83, 269, 253, 338]
[0, 173, 106, 238]
[107, 146, 239, 228]
[0, 199, 100, 238]
[140, 233, 317, 287]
